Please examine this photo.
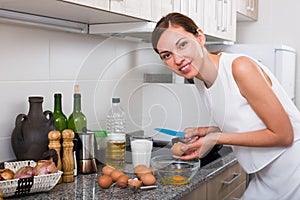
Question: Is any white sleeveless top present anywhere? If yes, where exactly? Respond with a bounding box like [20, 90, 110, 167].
[194, 53, 300, 173]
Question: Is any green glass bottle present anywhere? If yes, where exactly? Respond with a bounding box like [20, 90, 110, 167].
[53, 93, 67, 133]
[67, 85, 87, 176]
[67, 85, 87, 133]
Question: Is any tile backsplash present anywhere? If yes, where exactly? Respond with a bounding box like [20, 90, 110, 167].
[0, 23, 209, 162]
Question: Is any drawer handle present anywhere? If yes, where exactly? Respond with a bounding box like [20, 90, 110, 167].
[222, 173, 241, 185]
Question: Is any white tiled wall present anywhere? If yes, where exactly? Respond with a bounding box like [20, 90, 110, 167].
[141, 83, 211, 141]
[0, 23, 164, 162]
[0, 22, 210, 162]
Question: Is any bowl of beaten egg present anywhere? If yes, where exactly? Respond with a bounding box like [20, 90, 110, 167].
[150, 155, 200, 185]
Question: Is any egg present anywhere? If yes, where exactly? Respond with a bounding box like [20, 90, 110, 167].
[111, 170, 125, 182]
[128, 178, 142, 189]
[141, 173, 156, 186]
[134, 164, 152, 179]
[171, 142, 185, 156]
[117, 174, 129, 188]
[101, 165, 115, 176]
[133, 164, 148, 173]
[98, 175, 113, 189]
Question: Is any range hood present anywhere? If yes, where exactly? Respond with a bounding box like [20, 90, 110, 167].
[89, 21, 235, 44]
[89, 21, 156, 43]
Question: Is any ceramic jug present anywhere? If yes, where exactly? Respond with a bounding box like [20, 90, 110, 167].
[11, 96, 55, 161]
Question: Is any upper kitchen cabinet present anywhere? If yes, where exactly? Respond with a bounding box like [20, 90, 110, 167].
[189, 0, 204, 29]
[0, 0, 151, 25]
[152, 0, 184, 22]
[110, 0, 152, 21]
[61, 0, 109, 10]
[0, 0, 235, 42]
[237, 0, 258, 21]
[204, 0, 237, 42]
[152, 0, 204, 31]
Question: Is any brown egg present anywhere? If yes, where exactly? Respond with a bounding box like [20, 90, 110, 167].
[141, 173, 156, 186]
[128, 178, 142, 189]
[171, 142, 185, 156]
[117, 174, 129, 188]
[102, 165, 115, 176]
[134, 164, 152, 179]
[98, 175, 113, 189]
[111, 170, 125, 182]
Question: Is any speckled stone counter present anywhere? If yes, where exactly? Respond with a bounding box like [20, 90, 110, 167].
[6, 148, 237, 200]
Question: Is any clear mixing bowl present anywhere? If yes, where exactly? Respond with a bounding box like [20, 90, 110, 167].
[151, 155, 200, 185]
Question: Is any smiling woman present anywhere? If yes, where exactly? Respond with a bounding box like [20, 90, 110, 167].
[151, 12, 300, 200]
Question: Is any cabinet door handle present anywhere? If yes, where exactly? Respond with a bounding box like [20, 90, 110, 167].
[246, 0, 255, 11]
[222, 173, 241, 185]
[221, 0, 228, 32]
[216, 0, 223, 31]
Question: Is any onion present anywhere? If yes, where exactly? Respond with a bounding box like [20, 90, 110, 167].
[33, 160, 58, 176]
[14, 166, 34, 179]
[0, 169, 14, 180]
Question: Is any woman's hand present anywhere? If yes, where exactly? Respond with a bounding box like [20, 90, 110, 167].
[184, 126, 221, 139]
[173, 126, 221, 160]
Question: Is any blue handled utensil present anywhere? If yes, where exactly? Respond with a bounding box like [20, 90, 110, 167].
[154, 128, 185, 138]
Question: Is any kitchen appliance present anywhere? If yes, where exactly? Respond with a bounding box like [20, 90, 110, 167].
[78, 131, 98, 174]
[206, 44, 297, 102]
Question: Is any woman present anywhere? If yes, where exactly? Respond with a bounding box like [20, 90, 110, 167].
[151, 13, 300, 200]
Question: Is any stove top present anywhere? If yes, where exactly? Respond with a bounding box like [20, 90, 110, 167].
[200, 146, 232, 167]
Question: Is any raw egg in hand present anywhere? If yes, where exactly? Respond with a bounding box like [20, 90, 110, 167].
[171, 142, 185, 156]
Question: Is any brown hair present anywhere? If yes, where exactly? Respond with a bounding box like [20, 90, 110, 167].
[151, 12, 199, 54]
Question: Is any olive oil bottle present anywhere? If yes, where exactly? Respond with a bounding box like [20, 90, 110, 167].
[105, 97, 126, 169]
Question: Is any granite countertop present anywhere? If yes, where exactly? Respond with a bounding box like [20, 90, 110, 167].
[6, 147, 237, 200]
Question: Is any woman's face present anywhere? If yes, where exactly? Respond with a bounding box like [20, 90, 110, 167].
[156, 26, 205, 80]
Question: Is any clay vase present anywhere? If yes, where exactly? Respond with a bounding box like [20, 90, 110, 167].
[11, 96, 55, 161]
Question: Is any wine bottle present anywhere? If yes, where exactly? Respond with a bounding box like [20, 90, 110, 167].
[53, 93, 68, 133]
[67, 85, 87, 176]
[67, 85, 87, 133]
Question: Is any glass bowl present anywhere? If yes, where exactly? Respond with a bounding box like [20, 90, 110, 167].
[151, 155, 200, 185]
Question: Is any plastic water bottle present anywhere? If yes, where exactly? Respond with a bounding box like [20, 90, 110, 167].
[105, 98, 126, 169]
[106, 98, 126, 134]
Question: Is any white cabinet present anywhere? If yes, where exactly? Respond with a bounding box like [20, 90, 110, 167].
[151, 0, 172, 22]
[204, 0, 236, 41]
[110, 0, 152, 21]
[61, 0, 109, 10]
[151, 0, 204, 31]
[0, 0, 236, 42]
[237, 0, 258, 21]
[151, 0, 188, 22]
[0, 0, 147, 24]
[189, 0, 204, 29]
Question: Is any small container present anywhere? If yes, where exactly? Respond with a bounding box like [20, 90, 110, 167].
[130, 136, 153, 168]
[94, 130, 107, 164]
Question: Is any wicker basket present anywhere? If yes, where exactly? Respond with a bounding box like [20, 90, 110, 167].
[0, 160, 62, 197]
